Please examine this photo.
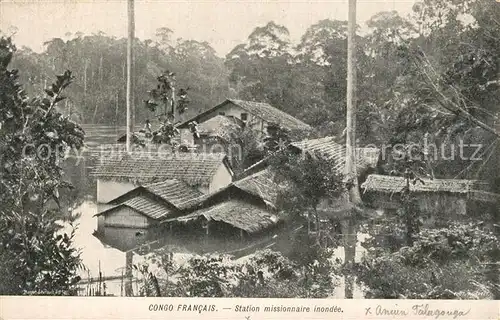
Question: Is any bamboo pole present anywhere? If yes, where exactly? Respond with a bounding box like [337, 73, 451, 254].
[126, 0, 135, 152]
[125, 251, 133, 296]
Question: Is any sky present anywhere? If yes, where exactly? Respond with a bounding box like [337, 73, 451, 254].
[0, 0, 418, 57]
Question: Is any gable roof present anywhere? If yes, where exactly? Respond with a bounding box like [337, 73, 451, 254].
[168, 199, 280, 234]
[106, 179, 204, 210]
[97, 194, 174, 220]
[174, 168, 279, 211]
[290, 136, 380, 175]
[144, 180, 205, 210]
[232, 169, 278, 208]
[197, 115, 242, 137]
[361, 174, 499, 202]
[177, 99, 312, 132]
[96, 179, 204, 220]
[91, 152, 231, 186]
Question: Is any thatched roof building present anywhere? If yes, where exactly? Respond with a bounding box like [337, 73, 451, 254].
[239, 135, 380, 179]
[361, 174, 500, 220]
[160, 169, 281, 241]
[91, 152, 232, 186]
[361, 174, 499, 203]
[91, 152, 234, 203]
[167, 199, 279, 234]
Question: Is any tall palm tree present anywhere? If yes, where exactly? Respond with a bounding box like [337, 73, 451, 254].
[343, 0, 360, 299]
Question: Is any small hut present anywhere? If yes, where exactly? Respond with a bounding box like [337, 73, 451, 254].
[361, 174, 500, 223]
[160, 169, 284, 254]
[93, 179, 203, 251]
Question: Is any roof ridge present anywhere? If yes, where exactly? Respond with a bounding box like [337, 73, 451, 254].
[365, 174, 483, 183]
[144, 179, 180, 188]
[229, 98, 271, 105]
[234, 167, 271, 183]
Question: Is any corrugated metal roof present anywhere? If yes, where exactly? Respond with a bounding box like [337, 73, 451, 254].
[171, 199, 279, 234]
[90, 152, 228, 186]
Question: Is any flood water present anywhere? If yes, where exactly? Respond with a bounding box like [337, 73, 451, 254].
[64, 124, 367, 297]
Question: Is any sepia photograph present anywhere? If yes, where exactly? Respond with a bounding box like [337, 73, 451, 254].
[0, 0, 499, 308]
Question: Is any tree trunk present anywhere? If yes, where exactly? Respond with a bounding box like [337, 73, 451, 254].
[83, 60, 88, 96]
[307, 212, 311, 235]
[92, 103, 99, 124]
[341, 218, 357, 299]
[115, 92, 119, 125]
[314, 208, 321, 243]
[345, 0, 362, 205]
[171, 85, 176, 123]
[99, 55, 104, 84]
[343, 0, 360, 300]
[122, 61, 126, 81]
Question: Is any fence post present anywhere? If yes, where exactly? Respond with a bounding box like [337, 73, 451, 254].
[125, 251, 133, 296]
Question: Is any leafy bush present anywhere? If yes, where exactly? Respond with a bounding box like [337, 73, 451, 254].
[357, 254, 491, 299]
[0, 210, 83, 295]
[0, 37, 85, 295]
[356, 223, 498, 299]
[398, 223, 498, 266]
[140, 248, 341, 298]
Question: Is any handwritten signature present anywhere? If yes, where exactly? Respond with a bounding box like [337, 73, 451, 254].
[365, 304, 471, 319]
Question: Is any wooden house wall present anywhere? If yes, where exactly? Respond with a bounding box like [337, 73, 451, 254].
[210, 102, 266, 133]
[102, 226, 155, 252]
[97, 216, 105, 234]
[103, 207, 152, 228]
[364, 191, 468, 224]
[158, 218, 282, 255]
[194, 135, 226, 151]
[418, 194, 466, 217]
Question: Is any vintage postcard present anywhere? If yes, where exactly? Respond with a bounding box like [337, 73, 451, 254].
[0, 0, 499, 319]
